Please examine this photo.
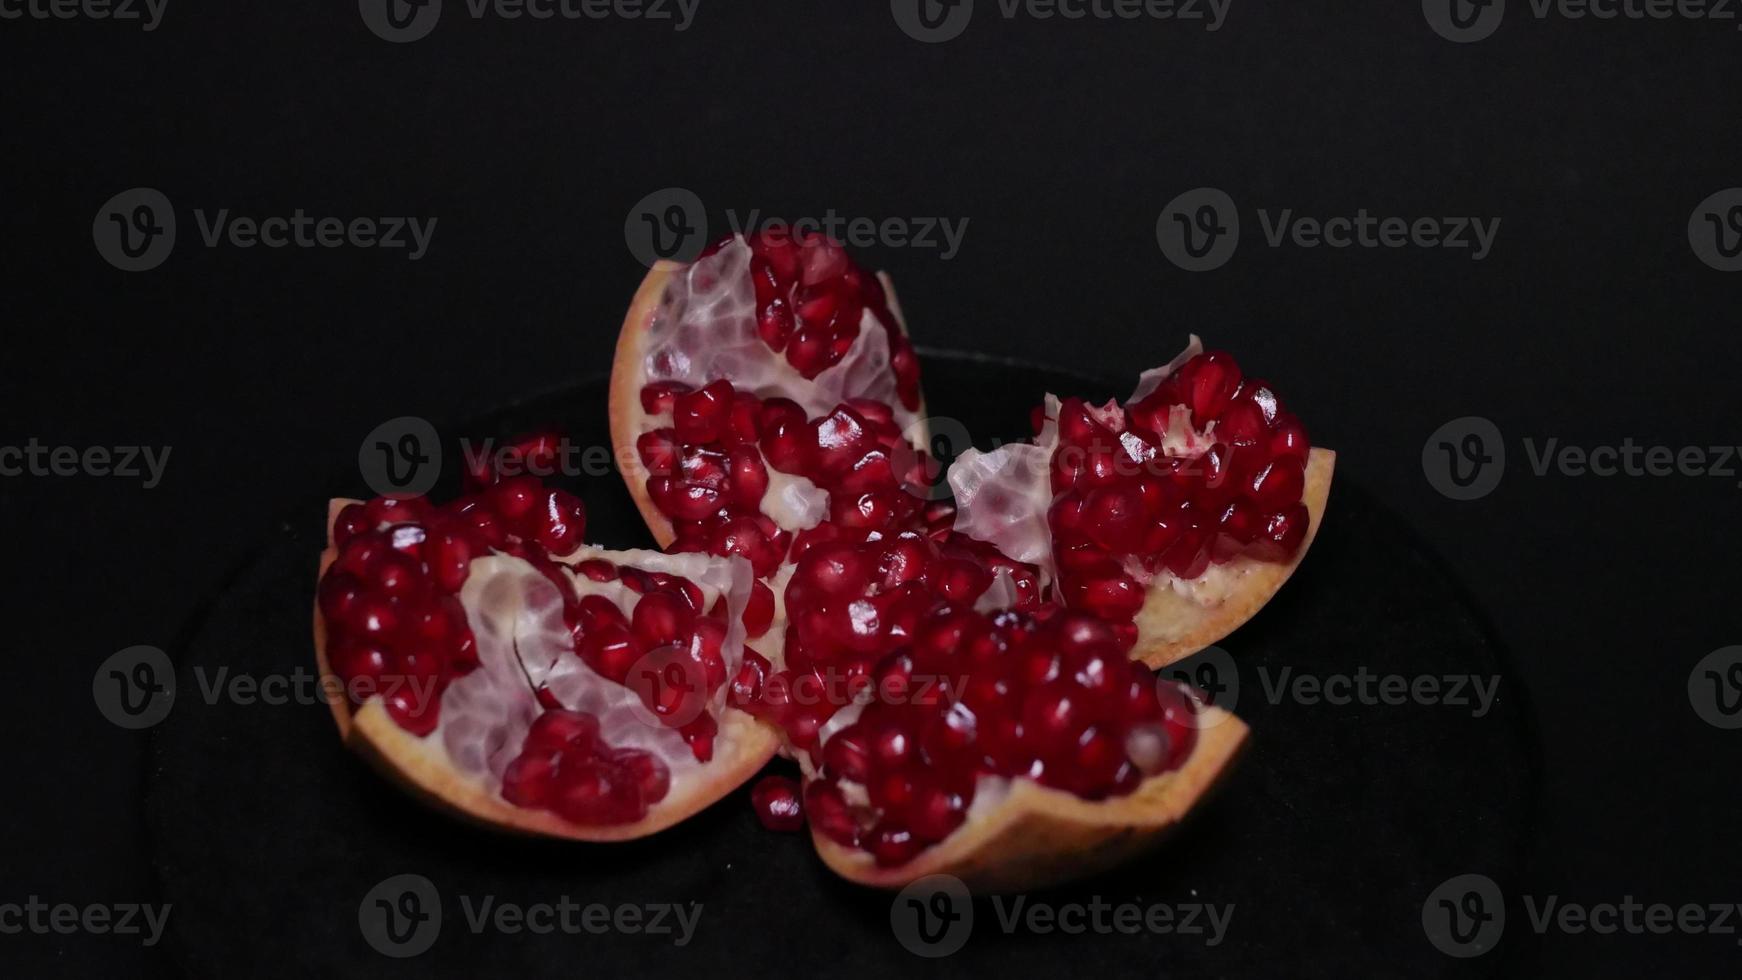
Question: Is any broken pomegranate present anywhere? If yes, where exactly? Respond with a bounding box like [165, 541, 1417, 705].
[313, 477, 777, 840]
[308, 224, 1332, 888]
[950, 337, 1336, 668]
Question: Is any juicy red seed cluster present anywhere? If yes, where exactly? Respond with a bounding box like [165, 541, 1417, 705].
[724, 527, 1042, 751]
[803, 610, 1202, 867]
[567, 558, 730, 763]
[501, 709, 672, 826]
[318, 480, 587, 736]
[699, 228, 922, 411]
[1049, 351, 1312, 628]
[750, 774, 805, 833]
[638, 378, 936, 596]
[637, 379, 791, 590]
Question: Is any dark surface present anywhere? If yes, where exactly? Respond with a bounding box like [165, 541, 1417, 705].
[6, 2, 1742, 976]
[143, 360, 1535, 979]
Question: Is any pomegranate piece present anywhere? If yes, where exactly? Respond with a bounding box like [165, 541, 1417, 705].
[316, 475, 768, 833]
[716, 531, 1196, 866]
[949, 338, 1328, 655]
[788, 608, 1201, 866]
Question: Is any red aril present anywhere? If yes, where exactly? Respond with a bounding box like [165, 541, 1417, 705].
[751, 774, 805, 832]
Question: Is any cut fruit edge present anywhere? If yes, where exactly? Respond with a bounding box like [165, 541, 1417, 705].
[609, 256, 930, 551]
[812, 706, 1249, 891]
[313, 499, 780, 842]
[1129, 447, 1335, 669]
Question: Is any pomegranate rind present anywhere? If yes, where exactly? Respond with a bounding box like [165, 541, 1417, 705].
[314, 499, 780, 841]
[1129, 448, 1335, 668]
[810, 706, 1248, 891]
[608, 261, 930, 551]
[610, 261, 686, 548]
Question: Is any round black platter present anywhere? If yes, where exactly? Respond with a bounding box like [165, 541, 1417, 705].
[144, 354, 1540, 978]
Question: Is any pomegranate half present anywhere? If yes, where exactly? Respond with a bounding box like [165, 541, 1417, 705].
[949, 337, 1335, 668]
[313, 485, 778, 841]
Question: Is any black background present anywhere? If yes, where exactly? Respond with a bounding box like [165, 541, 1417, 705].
[4, 0, 1740, 976]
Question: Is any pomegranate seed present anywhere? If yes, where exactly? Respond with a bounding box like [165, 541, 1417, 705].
[532, 488, 586, 555]
[333, 503, 371, 546]
[673, 380, 734, 444]
[501, 752, 560, 808]
[616, 749, 672, 806]
[552, 762, 644, 826]
[742, 581, 775, 638]
[330, 638, 390, 684]
[868, 825, 922, 867]
[631, 591, 690, 649]
[750, 775, 805, 832]
[636, 429, 680, 477]
[582, 624, 640, 683]
[488, 476, 543, 533]
[526, 710, 601, 754]
[804, 782, 859, 846]
[639, 381, 691, 416]
[1184, 351, 1242, 424]
[729, 649, 772, 713]
[1248, 457, 1306, 512]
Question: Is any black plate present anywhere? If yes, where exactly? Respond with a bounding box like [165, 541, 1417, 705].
[145, 354, 1540, 978]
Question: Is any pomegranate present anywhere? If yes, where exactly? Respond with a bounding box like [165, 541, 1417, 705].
[950, 337, 1336, 668]
[312, 480, 778, 840]
[608, 230, 937, 636]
